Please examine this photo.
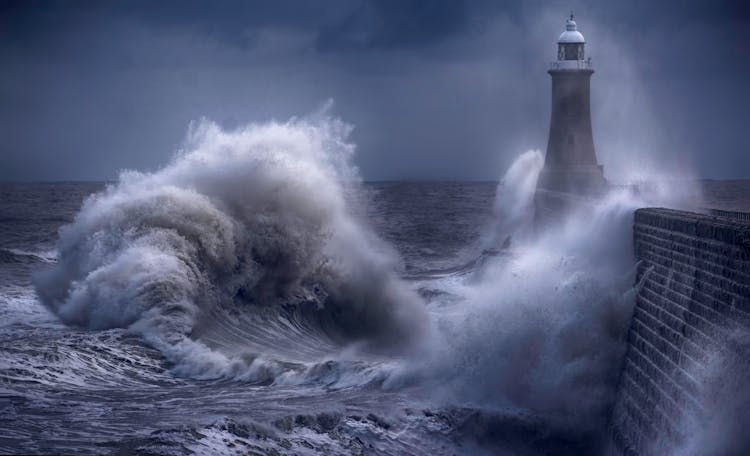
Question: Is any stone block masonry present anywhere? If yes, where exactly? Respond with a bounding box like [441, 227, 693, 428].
[608, 208, 750, 455]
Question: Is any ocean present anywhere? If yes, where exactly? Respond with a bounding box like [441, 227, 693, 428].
[1, 119, 748, 456]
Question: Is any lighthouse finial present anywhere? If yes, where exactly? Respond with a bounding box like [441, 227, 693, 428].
[565, 12, 578, 32]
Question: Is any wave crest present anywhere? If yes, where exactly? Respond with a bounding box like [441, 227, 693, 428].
[35, 115, 427, 381]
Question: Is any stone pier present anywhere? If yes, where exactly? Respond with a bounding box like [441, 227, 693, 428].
[608, 208, 750, 454]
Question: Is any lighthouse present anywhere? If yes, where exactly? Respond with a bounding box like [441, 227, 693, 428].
[536, 15, 606, 196]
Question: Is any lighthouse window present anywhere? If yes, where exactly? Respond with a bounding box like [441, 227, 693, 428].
[559, 43, 584, 60]
[567, 134, 575, 145]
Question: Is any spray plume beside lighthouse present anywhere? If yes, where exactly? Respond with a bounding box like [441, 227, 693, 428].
[537, 14, 606, 197]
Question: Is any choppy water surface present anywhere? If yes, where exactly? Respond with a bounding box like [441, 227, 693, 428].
[0, 181, 515, 456]
[1, 119, 747, 456]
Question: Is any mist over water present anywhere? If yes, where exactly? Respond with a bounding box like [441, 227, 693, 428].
[384, 151, 650, 442]
[11, 114, 732, 454]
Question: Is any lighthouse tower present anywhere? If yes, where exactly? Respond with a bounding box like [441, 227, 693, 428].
[537, 15, 606, 195]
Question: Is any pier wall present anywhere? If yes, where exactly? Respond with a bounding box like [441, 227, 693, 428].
[608, 208, 750, 454]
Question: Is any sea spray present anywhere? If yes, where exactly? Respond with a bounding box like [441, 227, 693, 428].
[35, 115, 428, 381]
[487, 149, 544, 248]
[672, 329, 750, 456]
[389, 152, 646, 446]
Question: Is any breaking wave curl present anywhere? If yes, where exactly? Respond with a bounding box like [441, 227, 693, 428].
[35, 115, 428, 382]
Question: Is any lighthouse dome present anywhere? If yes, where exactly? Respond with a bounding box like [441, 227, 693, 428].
[558, 15, 585, 43]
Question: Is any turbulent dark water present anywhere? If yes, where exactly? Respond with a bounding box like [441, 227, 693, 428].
[1, 119, 747, 455]
[2, 179, 743, 455]
[1, 178, 746, 456]
[0, 181, 519, 456]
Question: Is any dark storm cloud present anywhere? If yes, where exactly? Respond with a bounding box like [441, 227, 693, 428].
[315, 0, 470, 52]
[0, 0, 749, 181]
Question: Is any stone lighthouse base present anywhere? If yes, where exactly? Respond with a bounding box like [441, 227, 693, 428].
[534, 165, 608, 225]
[536, 164, 607, 195]
[534, 187, 603, 225]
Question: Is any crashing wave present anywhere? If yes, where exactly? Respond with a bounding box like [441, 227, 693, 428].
[34, 115, 428, 381]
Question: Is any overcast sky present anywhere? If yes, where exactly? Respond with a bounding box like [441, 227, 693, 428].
[1, 0, 749, 182]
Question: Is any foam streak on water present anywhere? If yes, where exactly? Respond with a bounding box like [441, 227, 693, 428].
[1, 117, 736, 454]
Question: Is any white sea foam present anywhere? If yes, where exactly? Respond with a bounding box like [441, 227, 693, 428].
[486, 149, 544, 247]
[388, 151, 687, 436]
[35, 113, 428, 381]
[31, 112, 710, 449]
